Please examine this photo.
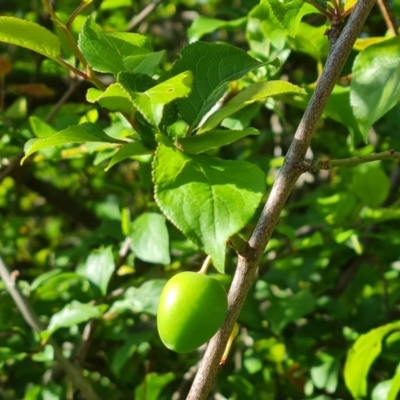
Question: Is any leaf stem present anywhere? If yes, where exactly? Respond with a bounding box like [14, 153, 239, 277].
[66, 1, 91, 30]
[41, 0, 105, 91]
[330, 0, 342, 15]
[306, 0, 333, 19]
[42, 0, 87, 67]
[342, 4, 356, 18]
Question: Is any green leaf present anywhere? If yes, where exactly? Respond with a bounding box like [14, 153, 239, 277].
[199, 80, 305, 133]
[350, 162, 390, 208]
[29, 116, 56, 138]
[170, 42, 264, 129]
[350, 36, 400, 141]
[188, 16, 247, 42]
[123, 51, 166, 76]
[134, 372, 176, 400]
[90, 72, 192, 126]
[221, 103, 261, 130]
[77, 247, 116, 297]
[105, 141, 151, 170]
[265, 289, 316, 334]
[360, 207, 400, 223]
[288, 22, 329, 61]
[118, 71, 156, 92]
[313, 0, 328, 9]
[22, 122, 124, 163]
[129, 213, 171, 265]
[266, 0, 316, 37]
[31, 271, 88, 301]
[100, 0, 132, 9]
[247, 2, 289, 65]
[388, 371, 400, 400]
[311, 354, 340, 393]
[0, 347, 26, 363]
[109, 279, 167, 316]
[282, 85, 362, 139]
[42, 300, 103, 340]
[0, 17, 61, 60]
[86, 84, 135, 114]
[344, 321, 400, 399]
[373, 380, 394, 400]
[5, 97, 27, 120]
[153, 136, 265, 272]
[78, 17, 161, 75]
[111, 332, 154, 377]
[178, 127, 259, 154]
[227, 375, 255, 398]
[129, 71, 193, 126]
[32, 345, 54, 363]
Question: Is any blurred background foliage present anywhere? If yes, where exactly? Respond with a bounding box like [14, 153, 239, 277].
[0, 0, 400, 399]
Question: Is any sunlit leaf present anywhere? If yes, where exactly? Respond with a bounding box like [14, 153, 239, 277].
[344, 321, 400, 398]
[199, 80, 305, 133]
[188, 16, 247, 42]
[266, 0, 316, 37]
[42, 301, 103, 341]
[105, 141, 151, 170]
[77, 247, 115, 297]
[351, 36, 400, 141]
[178, 128, 259, 154]
[22, 123, 124, 163]
[170, 42, 264, 129]
[0, 17, 61, 60]
[78, 17, 163, 76]
[129, 213, 171, 265]
[153, 136, 265, 272]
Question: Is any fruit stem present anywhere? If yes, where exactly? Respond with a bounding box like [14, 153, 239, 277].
[198, 255, 212, 275]
[219, 323, 239, 367]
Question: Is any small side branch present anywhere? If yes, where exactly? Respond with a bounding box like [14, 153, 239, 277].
[0, 255, 101, 400]
[296, 150, 400, 172]
[377, 0, 399, 36]
[127, 0, 162, 31]
[0, 256, 42, 332]
[227, 234, 250, 256]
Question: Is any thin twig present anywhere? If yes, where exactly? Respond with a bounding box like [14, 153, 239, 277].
[127, 0, 162, 31]
[186, 1, 377, 399]
[0, 256, 42, 331]
[45, 78, 82, 123]
[0, 153, 24, 184]
[172, 364, 199, 400]
[377, 0, 399, 36]
[296, 150, 400, 172]
[0, 255, 101, 400]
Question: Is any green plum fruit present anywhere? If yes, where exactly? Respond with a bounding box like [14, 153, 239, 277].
[157, 271, 228, 353]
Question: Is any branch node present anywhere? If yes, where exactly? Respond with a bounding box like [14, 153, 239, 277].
[293, 160, 313, 173]
[227, 234, 250, 256]
[325, 20, 345, 47]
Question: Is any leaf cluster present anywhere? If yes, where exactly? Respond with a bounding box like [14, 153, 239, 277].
[0, 1, 400, 399]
